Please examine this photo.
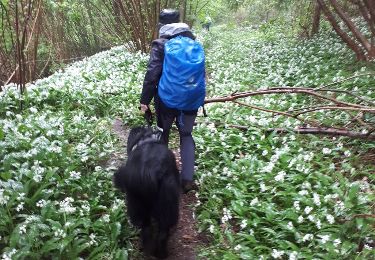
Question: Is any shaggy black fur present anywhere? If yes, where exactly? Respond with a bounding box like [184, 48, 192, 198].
[114, 126, 180, 259]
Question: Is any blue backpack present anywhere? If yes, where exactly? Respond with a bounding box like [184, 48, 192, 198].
[158, 36, 206, 111]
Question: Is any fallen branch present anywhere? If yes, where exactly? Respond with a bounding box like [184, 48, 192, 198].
[351, 214, 375, 219]
[233, 100, 323, 127]
[315, 88, 375, 106]
[221, 124, 375, 140]
[292, 105, 375, 116]
[315, 72, 375, 90]
[267, 127, 375, 140]
[205, 87, 371, 109]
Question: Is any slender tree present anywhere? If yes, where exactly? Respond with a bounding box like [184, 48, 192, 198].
[317, 0, 375, 60]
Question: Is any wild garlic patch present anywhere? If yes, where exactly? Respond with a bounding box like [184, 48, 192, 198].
[195, 27, 374, 259]
[0, 46, 147, 258]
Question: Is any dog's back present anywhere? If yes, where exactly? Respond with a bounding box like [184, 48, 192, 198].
[114, 127, 180, 258]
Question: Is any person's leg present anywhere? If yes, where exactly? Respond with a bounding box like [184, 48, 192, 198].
[157, 111, 175, 145]
[176, 113, 196, 183]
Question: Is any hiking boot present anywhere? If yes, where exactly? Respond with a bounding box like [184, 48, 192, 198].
[181, 180, 198, 194]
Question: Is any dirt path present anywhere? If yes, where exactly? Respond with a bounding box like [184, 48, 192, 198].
[111, 119, 203, 260]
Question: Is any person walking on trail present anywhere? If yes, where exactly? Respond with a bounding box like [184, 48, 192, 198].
[139, 9, 206, 193]
[203, 15, 212, 31]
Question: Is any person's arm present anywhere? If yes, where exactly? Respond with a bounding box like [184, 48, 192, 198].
[140, 39, 166, 111]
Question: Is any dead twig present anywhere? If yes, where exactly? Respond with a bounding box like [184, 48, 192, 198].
[217, 124, 375, 140]
[205, 88, 371, 109]
[292, 105, 375, 116]
[315, 72, 375, 90]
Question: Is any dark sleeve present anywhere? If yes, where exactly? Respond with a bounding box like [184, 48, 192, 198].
[140, 39, 166, 105]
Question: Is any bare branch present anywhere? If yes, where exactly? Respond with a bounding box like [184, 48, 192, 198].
[292, 105, 375, 116]
[212, 123, 375, 140]
[232, 100, 323, 128]
[205, 87, 373, 109]
[268, 127, 375, 140]
[315, 72, 375, 90]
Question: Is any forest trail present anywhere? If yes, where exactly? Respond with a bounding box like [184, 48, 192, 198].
[111, 118, 204, 260]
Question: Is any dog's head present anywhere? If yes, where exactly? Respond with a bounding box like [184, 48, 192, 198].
[127, 126, 162, 154]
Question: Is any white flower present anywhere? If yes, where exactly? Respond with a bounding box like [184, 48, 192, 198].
[54, 229, 66, 239]
[234, 244, 241, 251]
[274, 171, 286, 182]
[333, 238, 341, 247]
[262, 162, 275, 173]
[262, 150, 268, 156]
[65, 221, 72, 227]
[88, 233, 98, 246]
[102, 214, 110, 223]
[16, 202, 24, 212]
[293, 201, 300, 211]
[364, 244, 373, 250]
[326, 214, 335, 224]
[318, 234, 330, 244]
[289, 251, 298, 260]
[29, 107, 38, 113]
[298, 190, 308, 196]
[69, 171, 81, 180]
[304, 206, 313, 215]
[313, 193, 321, 206]
[221, 208, 232, 224]
[36, 199, 48, 208]
[59, 197, 76, 214]
[250, 197, 259, 206]
[19, 224, 27, 234]
[287, 221, 294, 230]
[322, 148, 331, 154]
[240, 219, 247, 229]
[316, 219, 322, 229]
[82, 203, 90, 212]
[297, 216, 304, 223]
[271, 249, 284, 259]
[17, 193, 25, 201]
[0, 189, 10, 205]
[1, 249, 17, 260]
[344, 150, 351, 157]
[260, 182, 267, 192]
[209, 225, 215, 233]
[329, 163, 335, 170]
[33, 173, 43, 183]
[302, 234, 313, 242]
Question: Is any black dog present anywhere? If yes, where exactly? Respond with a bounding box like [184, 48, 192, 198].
[114, 126, 180, 258]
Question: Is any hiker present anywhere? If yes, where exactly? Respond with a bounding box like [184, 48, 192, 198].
[140, 9, 206, 193]
[203, 15, 212, 31]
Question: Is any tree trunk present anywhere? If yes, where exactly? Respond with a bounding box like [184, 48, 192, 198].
[329, 0, 372, 53]
[317, 0, 367, 60]
[311, 1, 321, 36]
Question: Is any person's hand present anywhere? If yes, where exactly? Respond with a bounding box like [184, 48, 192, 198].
[140, 104, 149, 113]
